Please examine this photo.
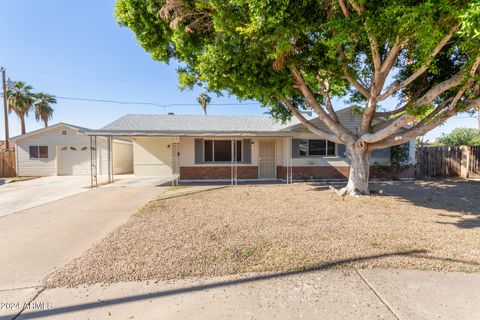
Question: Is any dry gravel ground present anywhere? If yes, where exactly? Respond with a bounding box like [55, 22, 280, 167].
[45, 180, 480, 288]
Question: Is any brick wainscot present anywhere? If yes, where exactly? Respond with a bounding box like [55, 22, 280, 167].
[180, 166, 259, 180]
[277, 166, 415, 180]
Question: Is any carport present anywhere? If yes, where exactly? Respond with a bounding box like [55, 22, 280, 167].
[87, 133, 178, 188]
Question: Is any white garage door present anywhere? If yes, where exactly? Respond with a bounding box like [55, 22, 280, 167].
[57, 145, 91, 175]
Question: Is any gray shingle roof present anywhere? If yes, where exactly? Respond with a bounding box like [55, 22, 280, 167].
[100, 114, 298, 133]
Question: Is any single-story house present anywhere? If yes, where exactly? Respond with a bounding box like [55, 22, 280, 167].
[12, 108, 415, 181]
[10, 123, 133, 177]
[11, 108, 415, 182]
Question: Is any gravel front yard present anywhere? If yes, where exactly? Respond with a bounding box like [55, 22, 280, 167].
[45, 180, 480, 287]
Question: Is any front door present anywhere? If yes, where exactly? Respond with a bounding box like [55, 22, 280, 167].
[258, 140, 276, 179]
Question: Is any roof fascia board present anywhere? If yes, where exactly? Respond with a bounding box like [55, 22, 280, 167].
[10, 123, 90, 142]
[85, 131, 295, 137]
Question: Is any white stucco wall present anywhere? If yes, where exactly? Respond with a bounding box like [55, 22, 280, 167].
[113, 141, 133, 174]
[132, 137, 173, 176]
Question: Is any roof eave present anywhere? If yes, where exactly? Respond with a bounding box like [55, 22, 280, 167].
[85, 130, 295, 137]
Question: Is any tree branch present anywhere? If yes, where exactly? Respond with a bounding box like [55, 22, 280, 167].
[360, 38, 404, 134]
[375, 105, 408, 118]
[360, 66, 467, 144]
[347, 0, 363, 13]
[370, 117, 396, 132]
[337, 43, 370, 99]
[378, 25, 459, 101]
[370, 97, 480, 150]
[369, 110, 450, 150]
[317, 77, 340, 123]
[361, 113, 415, 143]
[338, 0, 349, 17]
[290, 65, 355, 143]
[449, 55, 480, 110]
[278, 97, 343, 144]
[380, 37, 403, 76]
[369, 34, 382, 80]
[343, 71, 370, 98]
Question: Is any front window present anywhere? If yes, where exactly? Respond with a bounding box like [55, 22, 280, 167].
[204, 140, 242, 162]
[29, 146, 48, 159]
[299, 140, 308, 156]
[308, 140, 326, 155]
[298, 140, 336, 156]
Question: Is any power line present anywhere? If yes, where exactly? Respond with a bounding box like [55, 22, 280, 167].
[54, 95, 261, 108]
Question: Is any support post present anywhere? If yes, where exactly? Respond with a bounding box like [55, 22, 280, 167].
[110, 138, 114, 183]
[286, 137, 293, 184]
[90, 136, 98, 188]
[171, 137, 179, 186]
[231, 139, 238, 185]
[1, 68, 9, 150]
[107, 137, 113, 183]
[460, 145, 471, 179]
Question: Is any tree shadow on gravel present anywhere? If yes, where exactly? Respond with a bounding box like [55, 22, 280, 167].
[6, 249, 480, 320]
[311, 179, 480, 229]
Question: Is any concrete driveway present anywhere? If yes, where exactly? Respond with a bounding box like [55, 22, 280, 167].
[105, 175, 172, 188]
[0, 176, 92, 218]
[0, 184, 166, 319]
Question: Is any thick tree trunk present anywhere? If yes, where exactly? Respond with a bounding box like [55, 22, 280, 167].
[20, 116, 26, 135]
[339, 144, 371, 195]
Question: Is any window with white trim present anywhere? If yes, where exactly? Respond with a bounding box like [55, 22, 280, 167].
[204, 140, 242, 162]
[29, 146, 48, 159]
[297, 140, 336, 156]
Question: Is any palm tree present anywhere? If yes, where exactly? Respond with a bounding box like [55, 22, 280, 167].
[196, 93, 211, 115]
[34, 93, 56, 127]
[7, 81, 34, 134]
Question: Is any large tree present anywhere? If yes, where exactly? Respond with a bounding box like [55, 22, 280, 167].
[196, 92, 211, 114]
[34, 93, 57, 127]
[435, 127, 480, 146]
[115, 0, 480, 195]
[7, 81, 35, 135]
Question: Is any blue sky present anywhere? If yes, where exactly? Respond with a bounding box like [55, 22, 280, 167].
[0, 0, 477, 141]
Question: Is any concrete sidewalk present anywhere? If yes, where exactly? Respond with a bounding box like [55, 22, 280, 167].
[2, 269, 478, 320]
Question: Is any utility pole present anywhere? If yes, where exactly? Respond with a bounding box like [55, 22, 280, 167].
[1, 67, 9, 149]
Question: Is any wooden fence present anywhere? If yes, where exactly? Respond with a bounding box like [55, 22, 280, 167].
[416, 146, 480, 178]
[0, 150, 16, 178]
[470, 146, 480, 177]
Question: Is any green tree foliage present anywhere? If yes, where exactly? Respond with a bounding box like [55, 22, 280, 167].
[115, 0, 480, 194]
[7, 81, 35, 135]
[436, 127, 480, 146]
[196, 92, 211, 115]
[34, 93, 57, 127]
[7, 81, 57, 133]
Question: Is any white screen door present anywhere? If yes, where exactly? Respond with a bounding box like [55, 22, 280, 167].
[258, 140, 276, 179]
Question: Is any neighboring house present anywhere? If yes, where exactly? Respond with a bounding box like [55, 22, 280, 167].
[10, 108, 415, 180]
[10, 123, 133, 176]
